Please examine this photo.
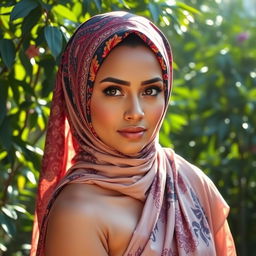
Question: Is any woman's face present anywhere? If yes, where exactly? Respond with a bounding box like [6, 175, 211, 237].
[90, 44, 165, 155]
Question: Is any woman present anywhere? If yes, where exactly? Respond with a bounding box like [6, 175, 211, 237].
[30, 11, 236, 256]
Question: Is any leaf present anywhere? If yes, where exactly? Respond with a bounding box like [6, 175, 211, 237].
[159, 132, 172, 147]
[41, 75, 54, 98]
[0, 212, 16, 238]
[10, 0, 38, 21]
[52, 4, 78, 22]
[35, 26, 45, 45]
[169, 113, 188, 131]
[29, 112, 38, 129]
[166, 12, 180, 28]
[9, 78, 20, 103]
[21, 6, 42, 35]
[2, 205, 18, 220]
[93, 0, 101, 11]
[19, 50, 33, 79]
[39, 56, 56, 97]
[44, 26, 63, 58]
[118, 0, 130, 9]
[40, 2, 52, 12]
[0, 117, 12, 150]
[176, 2, 200, 15]
[37, 114, 45, 130]
[12, 137, 42, 170]
[0, 242, 7, 252]
[148, 3, 160, 23]
[12, 205, 27, 214]
[0, 39, 15, 68]
[26, 170, 36, 185]
[40, 56, 56, 77]
[17, 175, 26, 191]
[0, 79, 8, 126]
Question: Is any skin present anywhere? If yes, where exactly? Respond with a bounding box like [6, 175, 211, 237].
[45, 44, 165, 256]
[91, 44, 165, 155]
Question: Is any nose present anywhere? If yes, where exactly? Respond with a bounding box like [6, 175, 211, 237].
[124, 95, 144, 121]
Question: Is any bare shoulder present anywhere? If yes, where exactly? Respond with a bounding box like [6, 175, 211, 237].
[48, 183, 109, 228]
[45, 183, 109, 256]
[51, 183, 108, 214]
[45, 183, 143, 256]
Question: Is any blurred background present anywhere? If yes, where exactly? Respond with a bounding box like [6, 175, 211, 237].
[0, 0, 255, 255]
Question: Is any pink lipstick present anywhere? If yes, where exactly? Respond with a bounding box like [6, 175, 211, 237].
[117, 127, 146, 140]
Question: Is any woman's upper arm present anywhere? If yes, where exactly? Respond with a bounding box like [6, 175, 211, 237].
[214, 220, 237, 256]
[45, 198, 109, 256]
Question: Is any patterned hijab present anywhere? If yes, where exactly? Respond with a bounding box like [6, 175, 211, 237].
[31, 11, 222, 256]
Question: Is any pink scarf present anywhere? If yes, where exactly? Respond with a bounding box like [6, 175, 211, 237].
[30, 11, 228, 256]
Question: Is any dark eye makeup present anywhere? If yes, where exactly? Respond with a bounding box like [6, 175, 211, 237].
[102, 85, 163, 97]
[103, 86, 122, 96]
[143, 86, 163, 96]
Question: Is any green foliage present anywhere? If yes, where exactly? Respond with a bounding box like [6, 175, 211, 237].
[0, 39, 15, 68]
[0, 0, 255, 255]
[159, 1, 256, 255]
[44, 26, 63, 58]
[10, 0, 39, 21]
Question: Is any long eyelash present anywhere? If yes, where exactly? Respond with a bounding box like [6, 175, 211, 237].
[151, 86, 163, 92]
[145, 86, 163, 93]
[103, 86, 122, 95]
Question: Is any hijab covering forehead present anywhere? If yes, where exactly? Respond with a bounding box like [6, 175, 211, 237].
[30, 11, 229, 256]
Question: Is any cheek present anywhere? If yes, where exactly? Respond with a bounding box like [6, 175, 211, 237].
[91, 100, 118, 128]
[147, 100, 165, 126]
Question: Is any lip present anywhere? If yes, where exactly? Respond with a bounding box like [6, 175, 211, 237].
[117, 126, 147, 140]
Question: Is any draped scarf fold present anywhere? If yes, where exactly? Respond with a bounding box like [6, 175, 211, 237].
[30, 11, 227, 256]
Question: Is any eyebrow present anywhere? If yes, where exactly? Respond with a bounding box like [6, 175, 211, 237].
[100, 77, 130, 85]
[141, 77, 163, 85]
[100, 77, 163, 86]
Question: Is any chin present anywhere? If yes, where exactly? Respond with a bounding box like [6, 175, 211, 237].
[117, 145, 145, 156]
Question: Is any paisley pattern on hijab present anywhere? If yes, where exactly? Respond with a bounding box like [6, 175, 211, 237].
[30, 11, 230, 256]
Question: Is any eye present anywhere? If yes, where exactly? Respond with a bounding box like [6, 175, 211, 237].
[103, 86, 122, 96]
[143, 86, 163, 96]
